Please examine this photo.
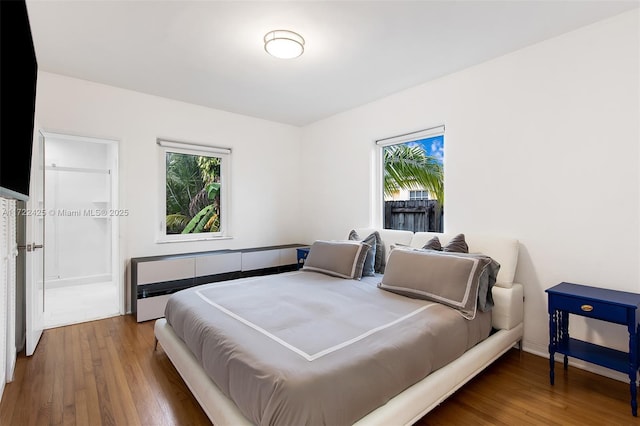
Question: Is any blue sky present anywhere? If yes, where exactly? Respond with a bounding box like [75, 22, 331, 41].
[407, 135, 444, 164]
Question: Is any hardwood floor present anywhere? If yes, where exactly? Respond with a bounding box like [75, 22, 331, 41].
[1, 315, 637, 425]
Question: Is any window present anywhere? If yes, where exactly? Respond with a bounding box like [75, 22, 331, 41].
[409, 190, 429, 200]
[377, 126, 444, 233]
[158, 139, 230, 242]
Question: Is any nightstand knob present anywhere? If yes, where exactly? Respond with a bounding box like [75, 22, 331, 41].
[581, 304, 593, 312]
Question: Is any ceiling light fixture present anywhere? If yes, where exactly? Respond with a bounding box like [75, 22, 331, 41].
[264, 30, 305, 59]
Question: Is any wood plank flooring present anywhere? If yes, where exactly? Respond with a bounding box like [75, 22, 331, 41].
[1, 315, 638, 425]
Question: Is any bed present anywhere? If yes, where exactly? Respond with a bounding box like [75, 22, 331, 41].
[154, 229, 524, 425]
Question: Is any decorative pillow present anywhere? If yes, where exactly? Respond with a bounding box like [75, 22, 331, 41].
[348, 230, 376, 276]
[434, 251, 500, 312]
[443, 233, 468, 253]
[422, 236, 442, 251]
[348, 230, 385, 273]
[303, 240, 371, 279]
[378, 248, 499, 319]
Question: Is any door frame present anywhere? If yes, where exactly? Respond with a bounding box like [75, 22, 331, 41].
[40, 131, 123, 317]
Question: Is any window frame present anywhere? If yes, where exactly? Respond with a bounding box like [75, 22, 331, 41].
[157, 139, 231, 243]
[375, 125, 445, 229]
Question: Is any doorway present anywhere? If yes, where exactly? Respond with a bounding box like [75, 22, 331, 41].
[42, 133, 120, 328]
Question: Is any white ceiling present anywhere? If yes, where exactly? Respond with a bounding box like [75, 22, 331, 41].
[26, 1, 639, 127]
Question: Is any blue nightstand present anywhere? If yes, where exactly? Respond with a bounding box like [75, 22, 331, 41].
[547, 282, 640, 416]
[296, 247, 310, 270]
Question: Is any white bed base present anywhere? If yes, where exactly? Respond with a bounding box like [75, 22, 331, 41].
[154, 282, 524, 426]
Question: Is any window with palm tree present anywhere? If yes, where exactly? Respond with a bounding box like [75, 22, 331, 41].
[159, 140, 229, 241]
[382, 133, 444, 232]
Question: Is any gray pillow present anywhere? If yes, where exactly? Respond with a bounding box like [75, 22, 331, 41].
[348, 230, 385, 273]
[303, 240, 371, 279]
[378, 248, 498, 319]
[443, 233, 468, 253]
[427, 250, 500, 312]
[422, 236, 442, 251]
[348, 230, 376, 276]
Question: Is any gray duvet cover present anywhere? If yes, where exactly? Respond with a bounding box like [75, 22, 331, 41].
[164, 271, 491, 426]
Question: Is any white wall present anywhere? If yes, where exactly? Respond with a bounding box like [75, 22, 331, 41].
[34, 72, 303, 310]
[300, 10, 640, 374]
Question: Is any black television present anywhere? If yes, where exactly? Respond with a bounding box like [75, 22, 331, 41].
[0, 0, 38, 201]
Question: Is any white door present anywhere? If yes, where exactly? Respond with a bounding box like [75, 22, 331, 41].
[25, 132, 45, 356]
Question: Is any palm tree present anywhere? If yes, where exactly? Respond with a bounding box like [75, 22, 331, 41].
[165, 153, 221, 234]
[383, 144, 444, 206]
[165, 153, 204, 233]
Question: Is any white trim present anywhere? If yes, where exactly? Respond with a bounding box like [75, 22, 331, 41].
[372, 143, 384, 228]
[157, 138, 231, 155]
[375, 125, 445, 147]
[156, 235, 233, 244]
[40, 130, 118, 145]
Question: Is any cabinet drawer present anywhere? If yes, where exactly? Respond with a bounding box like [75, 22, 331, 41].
[137, 257, 194, 285]
[279, 248, 298, 266]
[196, 252, 242, 276]
[137, 294, 171, 322]
[551, 294, 628, 324]
[242, 250, 281, 271]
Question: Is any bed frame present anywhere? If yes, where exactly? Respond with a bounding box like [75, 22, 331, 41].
[154, 229, 524, 425]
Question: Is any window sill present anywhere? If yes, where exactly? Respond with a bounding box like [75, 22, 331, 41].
[156, 235, 233, 244]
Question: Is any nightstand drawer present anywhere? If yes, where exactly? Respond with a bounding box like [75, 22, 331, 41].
[551, 294, 627, 324]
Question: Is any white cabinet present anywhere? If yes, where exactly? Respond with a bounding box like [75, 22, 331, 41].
[131, 245, 303, 322]
[0, 198, 17, 402]
[0, 198, 7, 401]
[241, 250, 281, 271]
[137, 257, 195, 285]
[241, 248, 299, 271]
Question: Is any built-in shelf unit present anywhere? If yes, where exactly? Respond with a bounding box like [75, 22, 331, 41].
[130, 244, 304, 322]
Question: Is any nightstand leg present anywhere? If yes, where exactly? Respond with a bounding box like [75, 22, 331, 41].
[559, 311, 569, 370]
[549, 310, 557, 385]
[630, 380, 637, 416]
[628, 326, 638, 416]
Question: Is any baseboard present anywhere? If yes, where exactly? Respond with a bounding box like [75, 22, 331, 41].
[522, 341, 632, 385]
[45, 274, 112, 288]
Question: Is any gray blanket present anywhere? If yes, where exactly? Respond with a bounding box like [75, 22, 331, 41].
[165, 271, 491, 426]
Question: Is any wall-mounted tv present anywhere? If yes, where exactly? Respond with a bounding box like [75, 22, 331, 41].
[0, 0, 38, 201]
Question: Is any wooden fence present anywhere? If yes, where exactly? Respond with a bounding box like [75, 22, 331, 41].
[384, 200, 443, 233]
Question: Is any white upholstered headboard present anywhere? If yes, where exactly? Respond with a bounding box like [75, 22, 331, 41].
[352, 228, 413, 262]
[353, 228, 523, 331]
[410, 232, 519, 288]
[353, 228, 519, 288]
